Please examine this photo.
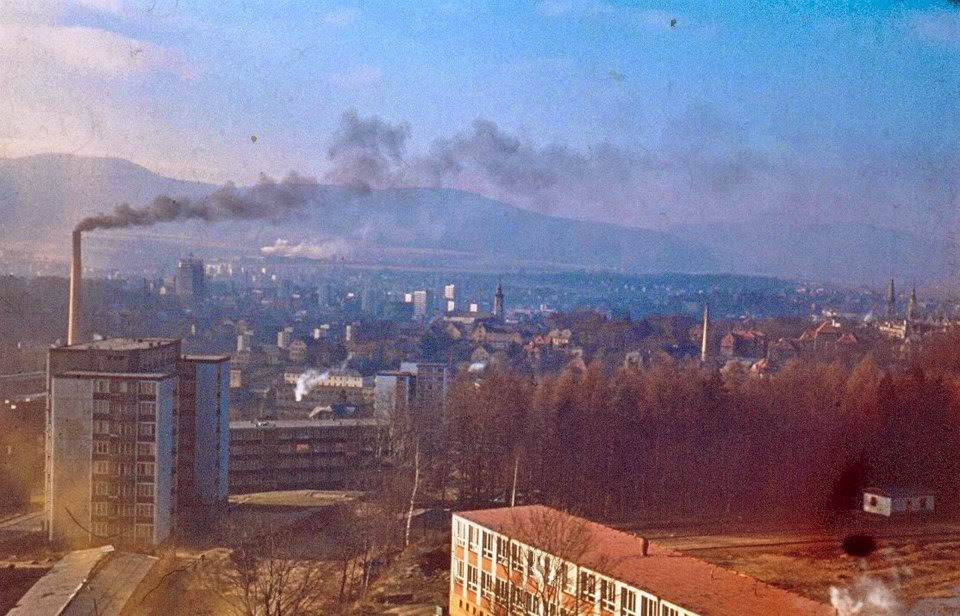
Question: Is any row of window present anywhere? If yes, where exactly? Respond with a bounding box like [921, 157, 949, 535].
[94, 420, 155, 437]
[93, 441, 155, 456]
[92, 481, 154, 498]
[92, 502, 154, 518]
[95, 380, 158, 395]
[92, 460, 156, 476]
[454, 520, 663, 616]
[94, 400, 156, 416]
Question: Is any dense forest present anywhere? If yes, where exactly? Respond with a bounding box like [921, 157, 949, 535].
[428, 334, 960, 524]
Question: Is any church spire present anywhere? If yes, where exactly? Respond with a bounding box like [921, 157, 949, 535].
[493, 281, 504, 321]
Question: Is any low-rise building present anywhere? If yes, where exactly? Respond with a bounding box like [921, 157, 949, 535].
[228, 418, 381, 494]
[863, 486, 934, 517]
[450, 505, 833, 616]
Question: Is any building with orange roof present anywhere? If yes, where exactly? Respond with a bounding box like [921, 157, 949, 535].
[449, 505, 834, 616]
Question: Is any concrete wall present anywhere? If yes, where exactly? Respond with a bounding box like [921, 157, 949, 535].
[48, 377, 93, 545]
[191, 360, 230, 506]
[153, 378, 175, 544]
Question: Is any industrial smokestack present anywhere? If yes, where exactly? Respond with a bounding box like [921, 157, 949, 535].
[67, 230, 81, 345]
[700, 303, 709, 363]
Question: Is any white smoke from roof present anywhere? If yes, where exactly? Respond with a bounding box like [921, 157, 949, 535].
[829, 575, 901, 615]
[294, 369, 329, 402]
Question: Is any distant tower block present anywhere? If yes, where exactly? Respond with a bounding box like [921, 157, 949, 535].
[700, 304, 710, 362]
[493, 282, 504, 321]
[886, 278, 896, 318]
[907, 286, 917, 321]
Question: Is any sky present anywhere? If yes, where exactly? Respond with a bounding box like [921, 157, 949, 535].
[0, 0, 958, 232]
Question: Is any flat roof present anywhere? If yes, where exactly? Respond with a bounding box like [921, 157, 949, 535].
[56, 371, 175, 380]
[181, 354, 231, 363]
[230, 418, 381, 430]
[58, 338, 179, 352]
[8, 546, 112, 616]
[457, 506, 834, 616]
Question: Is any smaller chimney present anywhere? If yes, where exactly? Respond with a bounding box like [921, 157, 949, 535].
[700, 304, 710, 362]
[641, 537, 649, 557]
[67, 230, 82, 346]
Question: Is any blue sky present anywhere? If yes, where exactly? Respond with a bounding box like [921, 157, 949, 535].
[1, 0, 957, 230]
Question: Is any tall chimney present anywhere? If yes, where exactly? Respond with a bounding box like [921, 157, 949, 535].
[700, 303, 709, 363]
[67, 230, 82, 345]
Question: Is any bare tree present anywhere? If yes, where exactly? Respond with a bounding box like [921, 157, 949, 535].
[198, 523, 336, 616]
[488, 507, 612, 616]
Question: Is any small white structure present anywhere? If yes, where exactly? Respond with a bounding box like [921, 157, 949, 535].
[863, 486, 934, 516]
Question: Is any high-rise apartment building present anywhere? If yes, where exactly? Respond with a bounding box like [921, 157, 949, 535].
[412, 290, 433, 319]
[46, 339, 229, 546]
[175, 256, 205, 301]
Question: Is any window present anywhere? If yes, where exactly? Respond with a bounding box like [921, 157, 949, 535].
[94, 481, 109, 495]
[511, 542, 524, 572]
[579, 571, 596, 601]
[93, 460, 110, 474]
[136, 462, 155, 476]
[455, 519, 466, 546]
[482, 530, 494, 559]
[481, 571, 493, 600]
[137, 483, 154, 498]
[138, 401, 156, 416]
[639, 595, 656, 616]
[496, 535, 509, 566]
[95, 379, 110, 393]
[620, 588, 637, 615]
[467, 564, 479, 593]
[139, 381, 156, 396]
[525, 592, 540, 616]
[136, 503, 154, 519]
[468, 524, 479, 551]
[93, 441, 110, 454]
[94, 419, 111, 435]
[94, 399, 110, 414]
[137, 442, 155, 456]
[562, 562, 576, 593]
[139, 423, 155, 437]
[600, 577, 616, 611]
[453, 558, 465, 583]
[495, 578, 509, 604]
[92, 501, 110, 516]
[869, 495, 878, 507]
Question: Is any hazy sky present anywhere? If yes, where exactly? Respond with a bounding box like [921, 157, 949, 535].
[1, 0, 957, 231]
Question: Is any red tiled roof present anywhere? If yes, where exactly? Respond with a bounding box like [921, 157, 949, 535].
[458, 506, 833, 616]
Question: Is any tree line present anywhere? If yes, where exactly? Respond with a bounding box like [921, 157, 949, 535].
[429, 334, 960, 523]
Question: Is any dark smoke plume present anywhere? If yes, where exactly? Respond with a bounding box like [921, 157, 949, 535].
[75, 172, 319, 232]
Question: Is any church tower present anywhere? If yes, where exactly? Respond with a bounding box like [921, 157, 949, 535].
[907, 286, 918, 322]
[493, 282, 504, 321]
